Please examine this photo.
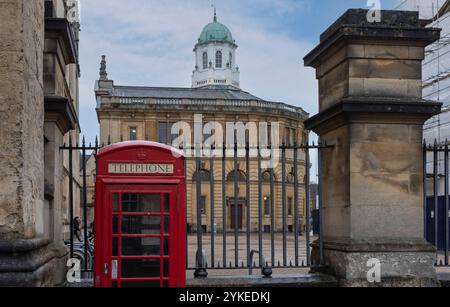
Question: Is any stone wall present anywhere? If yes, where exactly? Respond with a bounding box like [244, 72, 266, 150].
[0, 0, 45, 240]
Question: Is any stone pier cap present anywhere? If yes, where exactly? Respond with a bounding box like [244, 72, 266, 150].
[304, 9, 441, 68]
[303, 9, 442, 132]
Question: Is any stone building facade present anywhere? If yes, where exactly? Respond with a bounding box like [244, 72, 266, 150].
[95, 14, 309, 233]
[0, 0, 81, 286]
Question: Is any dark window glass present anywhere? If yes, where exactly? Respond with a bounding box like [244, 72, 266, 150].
[122, 216, 160, 235]
[164, 216, 170, 234]
[164, 194, 170, 213]
[164, 237, 169, 256]
[113, 216, 118, 234]
[159, 122, 168, 144]
[264, 196, 270, 216]
[122, 194, 160, 213]
[200, 196, 207, 215]
[163, 261, 169, 277]
[159, 122, 177, 145]
[112, 237, 118, 257]
[288, 197, 293, 216]
[122, 237, 160, 256]
[121, 259, 160, 278]
[216, 51, 222, 68]
[202, 52, 208, 69]
[129, 127, 137, 141]
[112, 194, 119, 212]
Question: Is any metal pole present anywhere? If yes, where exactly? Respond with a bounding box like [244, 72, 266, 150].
[293, 142, 299, 266]
[234, 143, 239, 267]
[270, 151, 275, 267]
[424, 142, 428, 239]
[318, 142, 324, 266]
[282, 143, 287, 266]
[257, 147, 263, 267]
[434, 140, 439, 251]
[246, 142, 251, 268]
[222, 145, 227, 268]
[210, 145, 215, 268]
[305, 142, 311, 266]
[68, 134, 74, 259]
[82, 136, 88, 272]
[194, 146, 207, 277]
[445, 142, 449, 265]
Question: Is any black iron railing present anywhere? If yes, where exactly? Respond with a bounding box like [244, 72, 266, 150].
[184, 142, 332, 277]
[61, 137, 333, 277]
[424, 141, 450, 267]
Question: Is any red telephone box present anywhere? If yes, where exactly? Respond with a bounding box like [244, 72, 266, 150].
[94, 141, 186, 287]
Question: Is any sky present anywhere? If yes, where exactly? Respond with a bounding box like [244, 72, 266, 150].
[77, 0, 403, 146]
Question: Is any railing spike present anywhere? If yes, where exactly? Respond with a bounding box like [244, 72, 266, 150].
[82, 135, 85, 146]
[95, 136, 99, 148]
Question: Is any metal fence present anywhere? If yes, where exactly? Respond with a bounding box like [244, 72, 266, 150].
[61, 136, 99, 276]
[424, 141, 450, 267]
[61, 137, 332, 277]
[187, 142, 332, 277]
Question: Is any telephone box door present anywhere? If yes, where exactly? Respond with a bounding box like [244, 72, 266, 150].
[98, 184, 184, 287]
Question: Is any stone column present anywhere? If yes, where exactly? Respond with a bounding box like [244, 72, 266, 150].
[304, 9, 442, 287]
[0, 0, 63, 287]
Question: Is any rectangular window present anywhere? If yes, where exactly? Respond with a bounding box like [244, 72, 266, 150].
[288, 197, 293, 216]
[284, 127, 290, 146]
[264, 196, 270, 216]
[159, 122, 178, 145]
[201, 196, 207, 215]
[129, 127, 137, 141]
[159, 123, 168, 144]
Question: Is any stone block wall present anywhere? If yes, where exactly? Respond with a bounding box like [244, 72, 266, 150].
[0, 0, 45, 240]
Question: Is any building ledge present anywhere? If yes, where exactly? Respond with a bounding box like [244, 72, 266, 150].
[45, 95, 79, 134]
[45, 18, 78, 64]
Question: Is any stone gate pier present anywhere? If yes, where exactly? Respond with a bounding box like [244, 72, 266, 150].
[304, 9, 443, 287]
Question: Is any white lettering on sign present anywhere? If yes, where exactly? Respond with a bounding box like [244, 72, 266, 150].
[108, 163, 174, 175]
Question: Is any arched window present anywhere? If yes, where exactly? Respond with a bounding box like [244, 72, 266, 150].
[227, 170, 246, 182]
[192, 169, 211, 182]
[262, 170, 276, 183]
[229, 52, 233, 67]
[202, 52, 208, 69]
[216, 51, 222, 68]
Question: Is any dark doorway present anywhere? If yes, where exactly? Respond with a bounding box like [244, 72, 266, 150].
[228, 199, 244, 230]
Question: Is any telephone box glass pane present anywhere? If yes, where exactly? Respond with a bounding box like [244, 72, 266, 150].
[164, 237, 169, 256]
[121, 259, 160, 278]
[164, 194, 170, 213]
[163, 260, 169, 277]
[122, 216, 160, 235]
[122, 237, 160, 256]
[112, 216, 118, 234]
[122, 194, 160, 212]
[112, 238, 118, 256]
[164, 216, 170, 234]
[112, 194, 119, 212]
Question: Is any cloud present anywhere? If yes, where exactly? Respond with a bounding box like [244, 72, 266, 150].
[78, 0, 318, 143]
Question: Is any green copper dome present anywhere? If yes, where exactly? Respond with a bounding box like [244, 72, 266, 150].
[198, 15, 234, 45]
